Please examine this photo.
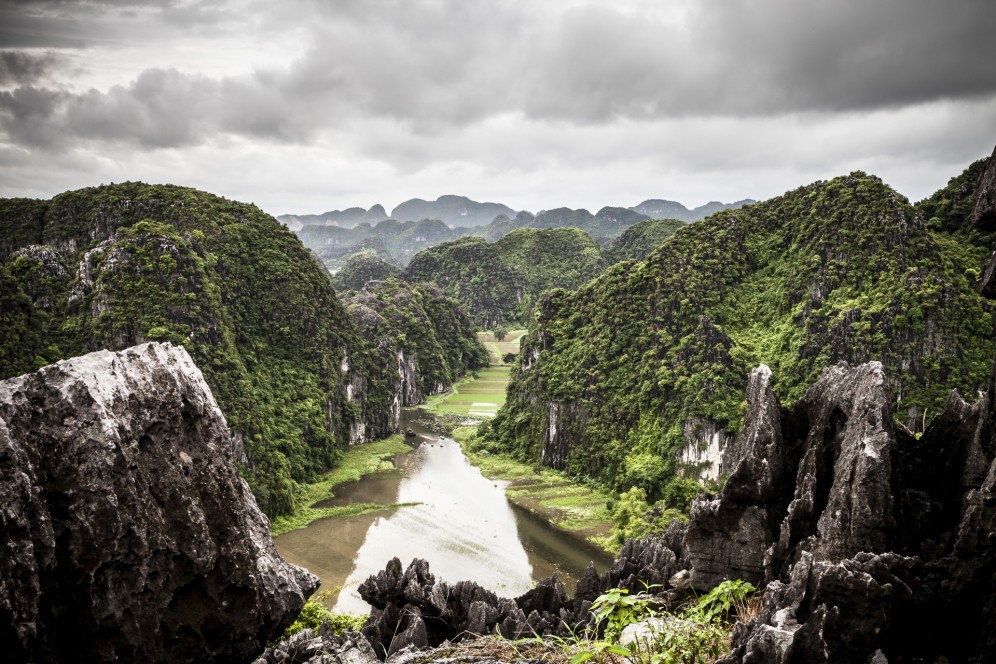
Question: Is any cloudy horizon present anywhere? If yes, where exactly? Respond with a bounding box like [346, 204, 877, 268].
[1, 0, 995, 218]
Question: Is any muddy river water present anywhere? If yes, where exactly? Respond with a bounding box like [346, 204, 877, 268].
[275, 411, 613, 614]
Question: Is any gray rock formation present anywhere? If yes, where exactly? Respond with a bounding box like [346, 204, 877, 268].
[973, 144, 996, 296]
[0, 342, 317, 663]
[353, 357, 995, 663]
[711, 360, 996, 663]
[971, 143, 996, 231]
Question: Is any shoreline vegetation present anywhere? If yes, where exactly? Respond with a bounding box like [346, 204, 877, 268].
[452, 425, 616, 552]
[269, 435, 413, 537]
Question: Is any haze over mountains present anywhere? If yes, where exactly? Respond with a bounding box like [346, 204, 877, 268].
[278, 195, 754, 231]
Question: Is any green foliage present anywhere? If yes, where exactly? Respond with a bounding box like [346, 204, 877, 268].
[686, 580, 757, 624]
[0, 182, 398, 516]
[603, 218, 686, 264]
[556, 580, 759, 664]
[591, 588, 657, 641]
[331, 250, 401, 291]
[276, 589, 366, 643]
[493, 326, 508, 341]
[403, 228, 607, 329]
[342, 278, 489, 420]
[487, 170, 995, 505]
[607, 487, 685, 549]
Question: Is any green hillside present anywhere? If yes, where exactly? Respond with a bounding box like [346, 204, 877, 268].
[403, 227, 606, 328]
[485, 168, 995, 502]
[0, 183, 484, 517]
[603, 218, 687, 263]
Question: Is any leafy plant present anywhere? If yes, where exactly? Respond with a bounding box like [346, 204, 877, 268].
[590, 587, 658, 641]
[686, 579, 757, 624]
[275, 589, 366, 643]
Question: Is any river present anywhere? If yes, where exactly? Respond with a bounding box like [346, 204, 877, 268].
[275, 410, 613, 614]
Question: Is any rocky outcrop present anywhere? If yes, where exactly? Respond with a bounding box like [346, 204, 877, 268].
[253, 625, 380, 664]
[971, 143, 996, 231]
[350, 357, 995, 663]
[0, 343, 317, 663]
[707, 361, 996, 663]
[973, 144, 996, 296]
[353, 524, 690, 659]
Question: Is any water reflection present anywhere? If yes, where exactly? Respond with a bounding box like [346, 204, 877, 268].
[333, 430, 534, 613]
[276, 410, 612, 616]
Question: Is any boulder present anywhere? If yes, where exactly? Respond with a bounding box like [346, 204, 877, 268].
[0, 342, 317, 663]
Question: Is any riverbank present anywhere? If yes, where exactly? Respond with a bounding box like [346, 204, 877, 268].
[269, 435, 413, 537]
[451, 425, 615, 552]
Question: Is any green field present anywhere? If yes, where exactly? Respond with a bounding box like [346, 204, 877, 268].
[269, 435, 413, 536]
[478, 329, 527, 365]
[427, 365, 510, 417]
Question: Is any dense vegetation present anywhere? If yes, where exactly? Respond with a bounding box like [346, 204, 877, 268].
[294, 199, 749, 270]
[403, 228, 606, 328]
[602, 218, 686, 264]
[484, 167, 995, 507]
[0, 183, 484, 517]
[341, 278, 489, 430]
[331, 251, 401, 291]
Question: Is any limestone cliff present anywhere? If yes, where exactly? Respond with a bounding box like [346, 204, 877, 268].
[0, 343, 317, 663]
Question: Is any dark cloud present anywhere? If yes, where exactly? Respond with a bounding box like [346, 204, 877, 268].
[0, 0, 994, 151]
[0, 50, 62, 85]
[0, 84, 67, 147]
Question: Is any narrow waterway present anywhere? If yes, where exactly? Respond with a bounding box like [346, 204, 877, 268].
[275, 410, 613, 615]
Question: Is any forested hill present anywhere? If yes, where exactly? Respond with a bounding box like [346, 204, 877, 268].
[603, 218, 686, 263]
[403, 227, 606, 329]
[485, 167, 995, 502]
[293, 199, 749, 271]
[0, 182, 484, 516]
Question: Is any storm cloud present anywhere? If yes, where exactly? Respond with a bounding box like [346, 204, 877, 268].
[0, 0, 993, 213]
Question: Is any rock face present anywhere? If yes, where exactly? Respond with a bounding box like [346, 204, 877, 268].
[971, 143, 996, 231]
[353, 525, 690, 659]
[349, 358, 995, 663]
[705, 361, 996, 663]
[0, 343, 317, 663]
[972, 144, 996, 296]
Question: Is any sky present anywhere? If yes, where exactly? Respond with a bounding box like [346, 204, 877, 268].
[1, 0, 995, 218]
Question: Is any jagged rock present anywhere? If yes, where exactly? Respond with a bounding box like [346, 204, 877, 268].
[973, 144, 996, 296]
[0, 343, 317, 663]
[971, 143, 996, 231]
[686, 366, 788, 588]
[356, 359, 995, 663]
[711, 360, 996, 663]
[980, 250, 996, 298]
[253, 626, 380, 664]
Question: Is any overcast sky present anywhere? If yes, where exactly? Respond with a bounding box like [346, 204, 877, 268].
[1, 0, 995, 217]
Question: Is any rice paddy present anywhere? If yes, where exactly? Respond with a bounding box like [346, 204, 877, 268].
[478, 329, 527, 365]
[427, 365, 510, 417]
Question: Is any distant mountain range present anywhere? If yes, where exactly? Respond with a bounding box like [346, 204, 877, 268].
[277, 195, 755, 231]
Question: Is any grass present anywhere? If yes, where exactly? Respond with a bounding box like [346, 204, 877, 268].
[426, 365, 511, 418]
[478, 329, 527, 365]
[452, 425, 615, 547]
[270, 435, 413, 536]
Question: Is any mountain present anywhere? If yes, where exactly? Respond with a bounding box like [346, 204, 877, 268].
[298, 218, 462, 269]
[484, 168, 995, 503]
[390, 195, 516, 227]
[403, 227, 606, 329]
[277, 204, 390, 231]
[602, 218, 686, 264]
[0, 182, 483, 516]
[332, 251, 402, 291]
[630, 198, 755, 222]
[342, 279, 489, 428]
